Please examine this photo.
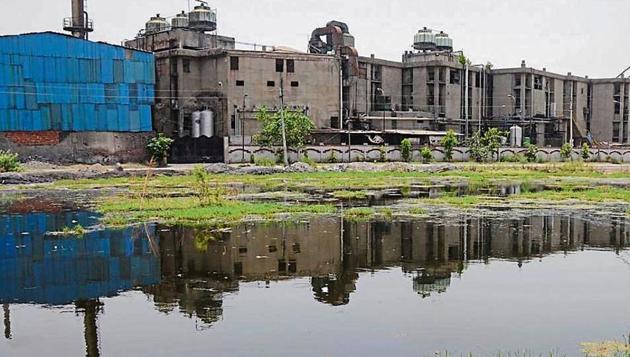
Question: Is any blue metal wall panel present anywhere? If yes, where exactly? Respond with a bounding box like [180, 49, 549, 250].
[0, 32, 155, 132]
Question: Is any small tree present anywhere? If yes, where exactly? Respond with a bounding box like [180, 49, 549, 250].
[560, 143, 573, 161]
[254, 107, 315, 163]
[525, 144, 539, 163]
[581, 142, 591, 161]
[420, 146, 433, 164]
[467, 131, 489, 163]
[0, 151, 20, 172]
[483, 128, 506, 161]
[400, 139, 412, 162]
[440, 130, 458, 162]
[147, 133, 174, 166]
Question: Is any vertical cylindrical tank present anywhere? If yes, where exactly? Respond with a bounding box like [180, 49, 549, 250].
[510, 125, 523, 147]
[171, 11, 189, 29]
[200, 110, 214, 137]
[146, 14, 169, 34]
[435, 31, 453, 51]
[413, 27, 436, 51]
[189, 3, 217, 32]
[191, 111, 201, 138]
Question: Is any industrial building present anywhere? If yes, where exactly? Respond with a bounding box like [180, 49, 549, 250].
[120, 3, 630, 162]
[0, 31, 155, 163]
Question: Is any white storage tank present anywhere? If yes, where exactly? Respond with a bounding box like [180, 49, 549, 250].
[510, 125, 523, 147]
[200, 110, 214, 137]
[413, 27, 436, 51]
[435, 31, 453, 51]
[191, 111, 201, 138]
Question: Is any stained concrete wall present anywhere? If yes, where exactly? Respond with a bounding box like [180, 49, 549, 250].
[0, 131, 152, 163]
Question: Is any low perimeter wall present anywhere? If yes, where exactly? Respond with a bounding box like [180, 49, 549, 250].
[0, 131, 152, 164]
[226, 144, 630, 164]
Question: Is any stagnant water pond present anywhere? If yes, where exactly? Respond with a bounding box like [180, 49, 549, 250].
[0, 197, 629, 356]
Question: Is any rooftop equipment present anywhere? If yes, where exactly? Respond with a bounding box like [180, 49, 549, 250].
[63, 0, 94, 40]
[145, 14, 169, 34]
[171, 11, 189, 29]
[413, 27, 436, 51]
[189, 1, 217, 32]
[434, 31, 453, 52]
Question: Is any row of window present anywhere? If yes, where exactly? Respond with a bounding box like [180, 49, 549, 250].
[230, 57, 296, 73]
[235, 80, 299, 87]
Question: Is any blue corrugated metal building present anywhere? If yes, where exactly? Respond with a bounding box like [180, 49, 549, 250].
[0, 32, 154, 132]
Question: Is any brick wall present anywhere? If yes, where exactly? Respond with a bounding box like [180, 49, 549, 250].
[4, 131, 61, 146]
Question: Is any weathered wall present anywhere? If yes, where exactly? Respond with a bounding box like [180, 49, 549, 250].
[590, 82, 614, 143]
[226, 144, 630, 164]
[0, 131, 152, 164]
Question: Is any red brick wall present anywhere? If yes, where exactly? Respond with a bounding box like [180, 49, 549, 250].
[4, 131, 61, 146]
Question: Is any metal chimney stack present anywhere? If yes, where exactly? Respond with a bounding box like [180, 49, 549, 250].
[63, 0, 94, 40]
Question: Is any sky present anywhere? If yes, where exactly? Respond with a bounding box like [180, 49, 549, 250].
[1, 0, 629, 78]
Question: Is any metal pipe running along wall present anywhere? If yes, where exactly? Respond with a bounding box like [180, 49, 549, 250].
[0, 32, 155, 132]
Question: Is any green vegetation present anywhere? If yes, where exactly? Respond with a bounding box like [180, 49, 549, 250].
[332, 190, 369, 200]
[254, 107, 315, 150]
[408, 207, 427, 215]
[469, 129, 507, 162]
[254, 157, 276, 167]
[582, 143, 591, 161]
[526, 144, 539, 163]
[147, 133, 174, 166]
[440, 130, 458, 162]
[192, 165, 228, 206]
[379, 146, 387, 162]
[400, 139, 412, 162]
[561, 143, 573, 161]
[0, 150, 21, 172]
[61, 224, 86, 237]
[420, 146, 433, 164]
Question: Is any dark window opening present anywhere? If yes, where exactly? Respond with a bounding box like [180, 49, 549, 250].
[234, 262, 243, 276]
[292, 243, 301, 253]
[615, 102, 621, 114]
[449, 71, 460, 85]
[291, 81, 299, 87]
[287, 59, 295, 73]
[236, 80, 245, 86]
[268, 245, 278, 253]
[231, 114, 236, 130]
[239, 247, 248, 255]
[230, 56, 239, 71]
[267, 81, 275, 87]
[276, 59, 284, 72]
[183, 59, 191, 73]
[330, 116, 339, 129]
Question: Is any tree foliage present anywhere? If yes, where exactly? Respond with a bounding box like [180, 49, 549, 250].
[560, 143, 573, 161]
[254, 107, 315, 148]
[147, 133, 174, 164]
[467, 129, 507, 162]
[400, 139, 412, 162]
[440, 130, 459, 162]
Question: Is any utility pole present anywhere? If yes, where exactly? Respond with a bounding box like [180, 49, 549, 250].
[569, 80, 574, 146]
[279, 78, 289, 166]
[464, 63, 469, 138]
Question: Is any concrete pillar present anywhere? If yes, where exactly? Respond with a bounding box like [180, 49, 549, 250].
[433, 68, 440, 117]
[520, 73, 527, 119]
[536, 123, 546, 146]
[621, 84, 626, 144]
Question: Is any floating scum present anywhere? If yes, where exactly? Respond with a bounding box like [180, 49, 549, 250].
[0, 32, 154, 132]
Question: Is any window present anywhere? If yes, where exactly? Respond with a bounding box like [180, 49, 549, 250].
[183, 59, 190, 73]
[449, 71, 460, 85]
[276, 59, 284, 72]
[267, 81, 275, 87]
[291, 81, 299, 87]
[236, 80, 245, 86]
[286, 59, 295, 73]
[230, 56, 239, 71]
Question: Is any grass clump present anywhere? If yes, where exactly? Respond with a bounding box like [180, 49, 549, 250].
[344, 207, 375, 221]
[332, 190, 369, 200]
[61, 224, 86, 238]
[254, 157, 277, 167]
[0, 151, 20, 172]
[408, 207, 427, 215]
[192, 165, 228, 206]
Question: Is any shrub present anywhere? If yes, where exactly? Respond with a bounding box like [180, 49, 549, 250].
[525, 144, 539, 163]
[420, 146, 433, 164]
[560, 143, 573, 161]
[379, 146, 387, 162]
[147, 133, 174, 165]
[581, 142, 591, 161]
[440, 130, 458, 162]
[0, 151, 20, 172]
[254, 157, 276, 167]
[400, 139, 412, 162]
[192, 165, 226, 206]
[326, 152, 339, 163]
[500, 154, 526, 163]
[300, 155, 316, 167]
[467, 131, 488, 163]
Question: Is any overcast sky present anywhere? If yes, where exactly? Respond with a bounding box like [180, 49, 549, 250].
[1, 0, 629, 78]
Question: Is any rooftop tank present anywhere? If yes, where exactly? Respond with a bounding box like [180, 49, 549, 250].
[413, 27, 436, 51]
[189, 2, 217, 32]
[171, 11, 189, 29]
[145, 14, 169, 34]
[435, 31, 453, 51]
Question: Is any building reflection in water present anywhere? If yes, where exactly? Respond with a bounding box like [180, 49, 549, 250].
[1, 206, 629, 339]
[0, 208, 160, 356]
[148, 213, 629, 321]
